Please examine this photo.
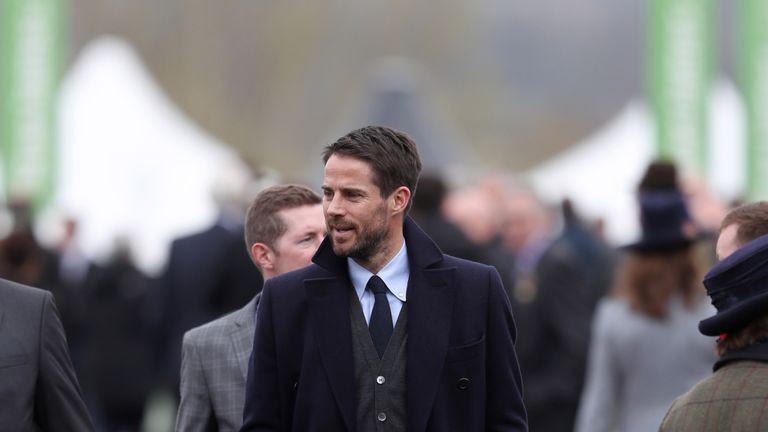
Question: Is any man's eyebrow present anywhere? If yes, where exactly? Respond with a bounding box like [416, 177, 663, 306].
[323, 185, 366, 194]
[344, 187, 366, 193]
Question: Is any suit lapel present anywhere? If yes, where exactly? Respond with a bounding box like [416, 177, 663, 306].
[406, 266, 456, 432]
[0, 285, 6, 332]
[306, 276, 355, 432]
[231, 296, 259, 381]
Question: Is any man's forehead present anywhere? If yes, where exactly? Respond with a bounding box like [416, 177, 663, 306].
[322, 175, 377, 192]
[279, 204, 322, 221]
[716, 223, 740, 261]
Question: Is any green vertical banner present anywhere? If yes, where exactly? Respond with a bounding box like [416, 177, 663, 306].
[1, 0, 66, 210]
[741, 0, 768, 200]
[648, 0, 713, 177]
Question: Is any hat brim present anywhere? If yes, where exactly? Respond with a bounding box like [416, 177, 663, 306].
[699, 290, 768, 336]
[624, 238, 694, 254]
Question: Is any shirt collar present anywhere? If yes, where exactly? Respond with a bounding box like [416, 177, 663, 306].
[348, 241, 409, 302]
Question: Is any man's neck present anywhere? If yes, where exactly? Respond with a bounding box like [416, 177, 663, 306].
[354, 231, 405, 274]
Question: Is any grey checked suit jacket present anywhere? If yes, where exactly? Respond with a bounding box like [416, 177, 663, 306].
[0, 278, 94, 432]
[176, 294, 260, 432]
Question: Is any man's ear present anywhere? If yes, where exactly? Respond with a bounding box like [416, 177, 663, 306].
[251, 243, 274, 271]
[390, 186, 412, 215]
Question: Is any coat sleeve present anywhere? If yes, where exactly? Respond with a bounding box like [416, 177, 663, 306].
[176, 333, 217, 432]
[240, 281, 282, 431]
[34, 291, 95, 432]
[485, 266, 529, 431]
[574, 301, 620, 432]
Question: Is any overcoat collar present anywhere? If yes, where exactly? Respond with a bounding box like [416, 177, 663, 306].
[715, 339, 768, 371]
[307, 217, 455, 432]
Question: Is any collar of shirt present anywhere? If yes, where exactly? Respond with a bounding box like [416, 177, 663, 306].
[348, 241, 409, 325]
[348, 241, 409, 302]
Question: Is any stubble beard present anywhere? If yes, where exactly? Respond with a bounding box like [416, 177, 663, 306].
[331, 212, 389, 260]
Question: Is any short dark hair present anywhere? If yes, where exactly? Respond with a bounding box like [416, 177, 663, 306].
[720, 201, 768, 246]
[244, 184, 321, 253]
[322, 125, 422, 212]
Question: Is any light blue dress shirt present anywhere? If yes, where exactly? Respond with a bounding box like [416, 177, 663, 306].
[348, 241, 409, 325]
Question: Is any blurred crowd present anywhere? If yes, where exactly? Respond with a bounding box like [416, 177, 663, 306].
[0, 158, 738, 432]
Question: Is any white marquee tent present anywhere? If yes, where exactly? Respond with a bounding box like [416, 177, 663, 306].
[527, 78, 746, 245]
[54, 36, 249, 274]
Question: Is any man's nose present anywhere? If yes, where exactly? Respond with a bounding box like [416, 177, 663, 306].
[326, 195, 345, 216]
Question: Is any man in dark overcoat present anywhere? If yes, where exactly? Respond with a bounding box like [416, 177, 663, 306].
[241, 126, 527, 431]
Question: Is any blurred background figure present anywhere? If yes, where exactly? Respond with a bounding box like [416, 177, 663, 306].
[45, 216, 99, 373]
[443, 182, 505, 250]
[0, 198, 59, 288]
[500, 185, 614, 432]
[575, 160, 717, 432]
[156, 164, 264, 403]
[442, 180, 516, 296]
[410, 172, 482, 262]
[79, 237, 154, 432]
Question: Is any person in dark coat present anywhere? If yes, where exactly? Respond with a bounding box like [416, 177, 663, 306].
[79, 239, 155, 431]
[44, 218, 99, 374]
[0, 277, 94, 431]
[661, 201, 768, 431]
[410, 173, 483, 262]
[158, 193, 264, 397]
[241, 126, 527, 431]
[510, 196, 614, 432]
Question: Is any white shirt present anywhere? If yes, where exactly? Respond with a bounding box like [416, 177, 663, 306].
[348, 241, 409, 325]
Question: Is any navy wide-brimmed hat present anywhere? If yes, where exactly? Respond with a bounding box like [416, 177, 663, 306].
[699, 234, 768, 336]
[625, 191, 695, 253]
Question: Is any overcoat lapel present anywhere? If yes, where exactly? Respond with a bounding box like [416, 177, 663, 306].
[406, 266, 455, 432]
[307, 238, 356, 432]
[402, 218, 456, 432]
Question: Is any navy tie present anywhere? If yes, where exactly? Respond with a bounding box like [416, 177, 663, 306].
[367, 275, 393, 358]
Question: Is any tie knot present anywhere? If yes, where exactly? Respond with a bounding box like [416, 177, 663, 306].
[366, 275, 389, 295]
